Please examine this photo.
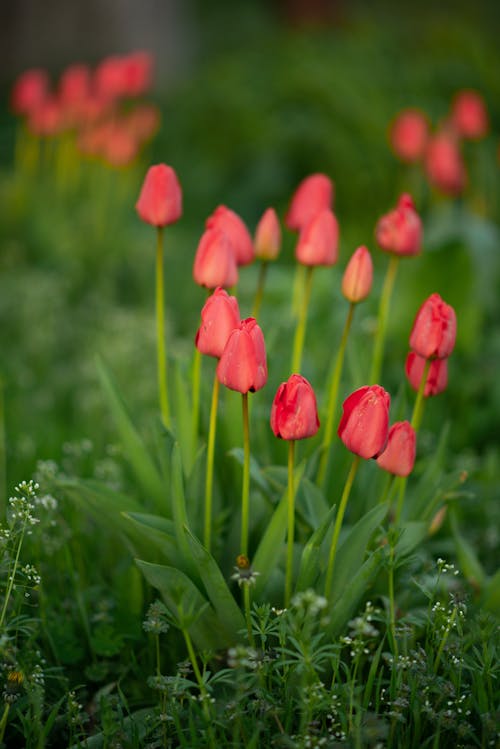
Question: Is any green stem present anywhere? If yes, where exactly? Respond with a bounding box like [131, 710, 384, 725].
[285, 440, 296, 608]
[191, 347, 202, 453]
[204, 374, 219, 552]
[182, 627, 214, 737]
[433, 606, 457, 672]
[0, 522, 26, 630]
[0, 378, 6, 519]
[243, 584, 255, 647]
[252, 261, 268, 319]
[317, 302, 355, 488]
[324, 455, 361, 598]
[388, 541, 399, 659]
[291, 266, 314, 373]
[0, 704, 10, 745]
[240, 393, 250, 556]
[369, 255, 399, 384]
[156, 226, 170, 428]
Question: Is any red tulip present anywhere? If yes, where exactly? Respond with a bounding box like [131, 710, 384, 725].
[122, 51, 154, 97]
[270, 374, 320, 441]
[390, 108, 429, 163]
[254, 208, 281, 261]
[295, 209, 339, 267]
[376, 421, 416, 477]
[102, 122, 138, 167]
[125, 104, 161, 143]
[338, 385, 390, 459]
[375, 194, 422, 257]
[285, 173, 334, 232]
[27, 95, 65, 137]
[10, 68, 49, 115]
[195, 287, 240, 358]
[59, 64, 91, 107]
[341, 245, 373, 303]
[217, 318, 267, 394]
[424, 132, 466, 196]
[450, 90, 489, 140]
[409, 293, 457, 359]
[206, 205, 254, 266]
[136, 163, 182, 227]
[405, 352, 448, 397]
[193, 228, 238, 289]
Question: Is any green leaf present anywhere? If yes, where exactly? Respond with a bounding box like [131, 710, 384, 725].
[450, 510, 486, 589]
[123, 512, 178, 564]
[171, 443, 198, 580]
[229, 447, 272, 497]
[394, 521, 428, 559]
[296, 504, 337, 592]
[185, 444, 207, 539]
[173, 357, 196, 475]
[296, 478, 329, 530]
[481, 569, 500, 617]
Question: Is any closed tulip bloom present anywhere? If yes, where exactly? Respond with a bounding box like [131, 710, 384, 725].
[11, 68, 49, 115]
[122, 51, 154, 97]
[450, 90, 489, 140]
[424, 133, 466, 196]
[295, 209, 339, 267]
[409, 293, 457, 359]
[254, 208, 281, 261]
[206, 205, 254, 266]
[193, 228, 238, 289]
[28, 95, 65, 137]
[405, 352, 448, 397]
[217, 318, 267, 394]
[136, 164, 182, 227]
[375, 194, 422, 257]
[341, 246, 373, 303]
[59, 64, 91, 108]
[270, 374, 320, 441]
[195, 287, 240, 358]
[376, 421, 416, 477]
[285, 173, 334, 232]
[338, 385, 390, 459]
[390, 108, 429, 163]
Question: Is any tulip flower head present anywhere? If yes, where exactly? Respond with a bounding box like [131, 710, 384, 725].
[11, 68, 49, 115]
[254, 208, 281, 261]
[270, 374, 320, 441]
[195, 287, 240, 358]
[295, 209, 339, 267]
[338, 385, 390, 459]
[217, 318, 267, 394]
[409, 293, 457, 360]
[405, 352, 448, 397]
[341, 246, 373, 303]
[424, 132, 466, 196]
[285, 173, 334, 232]
[390, 108, 429, 163]
[206, 205, 254, 266]
[193, 227, 238, 289]
[375, 194, 422, 257]
[136, 164, 182, 227]
[450, 90, 489, 140]
[376, 421, 416, 477]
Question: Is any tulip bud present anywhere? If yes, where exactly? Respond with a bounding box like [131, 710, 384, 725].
[10, 68, 49, 115]
[338, 385, 390, 459]
[195, 287, 240, 358]
[122, 51, 154, 98]
[375, 194, 422, 257]
[217, 318, 267, 394]
[409, 293, 457, 359]
[285, 173, 334, 232]
[389, 108, 429, 163]
[424, 133, 466, 196]
[27, 95, 65, 137]
[450, 89, 489, 140]
[59, 64, 91, 109]
[376, 421, 416, 477]
[295, 209, 339, 267]
[193, 228, 238, 289]
[270, 374, 320, 441]
[135, 163, 182, 227]
[206, 205, 254, 266]
[341, 246, 373, 303]
[405, 352, 448, 397]
[254, 208, 281, 261]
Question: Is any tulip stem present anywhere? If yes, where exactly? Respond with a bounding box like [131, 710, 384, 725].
[317, 302, 355, 488]
[156, 226, 170, 429]
[324, 455, 360, 599]
[191, 347, 202, 449]
[204, 373, 219, 552]
[370, 255, 399, 384]
[285, 440, 296, 608]
[252, 261, 269, 319]
[240, 393, 251, 556]
[292, 266, 314, 373]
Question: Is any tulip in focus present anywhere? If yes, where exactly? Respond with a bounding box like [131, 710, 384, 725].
[285, 173, 334, 232]
[450, 90, 489, 140]
[206, 205, 254, 266]
[375, 194, 422, 257]
[338, 385, 390, 459]
[295, 209, 339, 267]
[136, 163, 182, 227]
[270, 374, 320, 441]
[425, 133, 467, 196]
[405, 352, 448, 397]
[254, 208, 281, 261]
[390, 108, 429, 163]
[376, 421, 416, 477]
[195, 288, 240, 358]
[409, 293, 457, 359]
[193, 228, 238, 289]
[341, 246, 373, 303]
[217, 318, 267, 394]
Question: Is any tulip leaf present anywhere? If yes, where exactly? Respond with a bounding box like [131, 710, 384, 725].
[173, 356, 196, 475]
[296, 477, 330, 530]
[171, 443, 198, 581]
[481, 569, 500, 617]
[228, 447, 272, 497]
[296, 503, 337, 592]
[122, 512, 178, 564]
[394, 521, 428, 560]
[185, 444, 207, 539]
[449, 510, 486, 589]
